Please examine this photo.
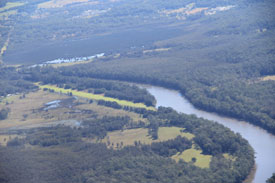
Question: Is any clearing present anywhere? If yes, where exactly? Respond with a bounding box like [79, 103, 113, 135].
[0, 90, 146, 132]
[171, 147, 212, 168]
[0, 90, 69, 130]
[261, 75, 275, 81]
[102, 127, 194, 148]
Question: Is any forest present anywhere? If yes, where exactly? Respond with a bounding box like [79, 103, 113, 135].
[0, 66, 37, 97]
[0, 106, 254, 183]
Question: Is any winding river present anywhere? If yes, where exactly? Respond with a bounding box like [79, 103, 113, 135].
[142, 85, 275, 183]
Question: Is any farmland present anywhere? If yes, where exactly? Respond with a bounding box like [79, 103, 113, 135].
[0, 90, 69, 129]
[38, 84, 156, 110]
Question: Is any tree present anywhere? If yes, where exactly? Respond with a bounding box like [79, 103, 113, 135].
[267, 173, 275, 183]
[0, 108, 9, 120]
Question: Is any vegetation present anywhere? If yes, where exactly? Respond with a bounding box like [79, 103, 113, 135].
[0, 106, 254, 183]
[0, 108, 9, 120]
[172, 148, 212, 168]
[0, 66, 37, 97]
[55, 42, 275, 134]
[267, 173, 275, 183]
[38, 84, 155, 110]
[103, 127, 194, 148]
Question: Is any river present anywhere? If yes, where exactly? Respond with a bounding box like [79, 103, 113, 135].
[142, 85, 275, 183]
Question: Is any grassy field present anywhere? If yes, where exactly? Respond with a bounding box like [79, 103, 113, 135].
[0, 88, 148, 131]
[0, 90, 69, 129]
[0, 134, 23, 146]
[261, 75, 275, 81]
[0, 94, 19, 104]
[38, 84, 155, 110]
[143, 48, 171, 54]
[102, 127, 194, 148]
[77, 103, 146, 123]
[171, 147, 212, 168]
[158, 127, 194, 140]
[223, 153, 236, 161]
[0, 2, 24, 12]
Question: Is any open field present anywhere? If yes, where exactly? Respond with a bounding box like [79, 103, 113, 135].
[171, 147, 212, 168]
[261, 75, 275, 81]
[0, 134, 23, 146]
[158, 127, 194, 140]
[0, 90, 69, 129]
[0, 89, 147, 132]
[0, 94, 19, 104]
[0, 2, 24, 12]
[76, 103, 146, 123]
[39, 84, 155, 110]
[143, 48, 171, 54]
[102, 127, 194, 148]
[223, 153, 236, 161]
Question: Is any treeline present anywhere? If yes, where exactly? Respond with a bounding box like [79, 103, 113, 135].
[22, 66, 156, 106]
[0, 67, 37, 97]
[2, 107, 254, 183]
[97, 99, 155, 115]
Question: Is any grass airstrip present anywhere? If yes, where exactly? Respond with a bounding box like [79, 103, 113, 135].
[38, 84, 156, 110]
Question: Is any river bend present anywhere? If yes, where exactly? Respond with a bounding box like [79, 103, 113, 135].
[142, 85, 275, 183]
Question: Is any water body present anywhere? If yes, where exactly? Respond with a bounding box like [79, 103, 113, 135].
[143, 85, 275, 183]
